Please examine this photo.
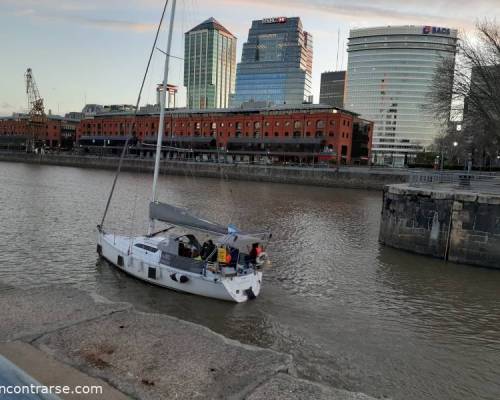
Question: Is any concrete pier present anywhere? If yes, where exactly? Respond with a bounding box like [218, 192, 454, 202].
[0, 285, 376, 400]
[379, 183, 500, 268]
[0, 152, 407, 190]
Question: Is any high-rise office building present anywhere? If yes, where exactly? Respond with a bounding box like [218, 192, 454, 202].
[231, 17, 313, 107]
[344, 25, 458, 166]
[320, 71, 346, 108]
[184, 18, 237, 109]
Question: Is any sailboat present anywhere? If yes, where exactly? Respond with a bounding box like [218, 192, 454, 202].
[96, 0, 271, 302]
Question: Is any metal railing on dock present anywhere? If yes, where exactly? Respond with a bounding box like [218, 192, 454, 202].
[408, 171, 500, 194]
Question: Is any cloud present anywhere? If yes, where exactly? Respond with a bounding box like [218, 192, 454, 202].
[13, 8, 35, 16]
[0, 102, 24, 117]
[66, 15, 156, 33]
[214, 0, 496, 31]
[7, 1, 156, 33]
[1, 102, 15, 109]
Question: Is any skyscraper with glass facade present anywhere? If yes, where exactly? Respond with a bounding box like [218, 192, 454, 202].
[320, 71, 346, 108]
[184, 18, 236, 109]
[344, 25, 458, 166]
[231, 17, 313, 107]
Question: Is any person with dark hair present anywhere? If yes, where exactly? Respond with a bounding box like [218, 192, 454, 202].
[249, 243, 262, 264]
[201, 239, 216, 261]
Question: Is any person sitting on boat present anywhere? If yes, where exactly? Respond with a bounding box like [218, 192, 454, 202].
[192, 249, 202, 261]
[200, 239, 216, 261]
[229, 246, 239, 268]
[249, 243, 262, 264]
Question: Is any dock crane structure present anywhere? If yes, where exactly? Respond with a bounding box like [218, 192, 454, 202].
[25, 68, 46, 150]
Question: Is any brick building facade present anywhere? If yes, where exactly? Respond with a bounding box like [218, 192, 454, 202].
[77, 105, 372, 164]
[0, 114, 79, 149]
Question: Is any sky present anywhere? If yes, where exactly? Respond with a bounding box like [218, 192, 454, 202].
[1, 0, 498, 116]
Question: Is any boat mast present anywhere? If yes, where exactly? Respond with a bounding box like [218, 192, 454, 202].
[148, 0, 177, 235]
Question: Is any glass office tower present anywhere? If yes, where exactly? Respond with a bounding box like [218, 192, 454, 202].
[231, 17, 313, 107]
[184, 18, 237, 109]
[320, 71, 346, 108]
[344, 26, 458, 166]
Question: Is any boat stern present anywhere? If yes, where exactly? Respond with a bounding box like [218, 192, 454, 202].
[222, 271, 263, 303]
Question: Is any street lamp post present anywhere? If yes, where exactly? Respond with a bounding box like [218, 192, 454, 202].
[440, 141, 459, 171]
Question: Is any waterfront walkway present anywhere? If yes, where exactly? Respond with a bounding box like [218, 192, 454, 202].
[0, 285, 375, 400]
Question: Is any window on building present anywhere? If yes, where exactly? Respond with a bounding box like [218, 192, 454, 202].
[316, 120, 325, 128]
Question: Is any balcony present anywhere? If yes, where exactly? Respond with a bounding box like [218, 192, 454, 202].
[227, 137, 323, 145]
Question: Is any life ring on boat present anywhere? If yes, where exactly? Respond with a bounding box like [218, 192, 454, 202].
[256, 252, 268, 265]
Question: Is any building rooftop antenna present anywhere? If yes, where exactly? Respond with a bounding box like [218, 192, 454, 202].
[335, 28, 340, 71]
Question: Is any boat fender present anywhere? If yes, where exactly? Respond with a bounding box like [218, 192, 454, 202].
[179, 275, 189, 284]
[245, 287, 256, 300]
[170, 273, 178, 282]
[256, 252, 268, 265]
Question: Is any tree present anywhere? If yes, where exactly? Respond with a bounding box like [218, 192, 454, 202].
[429, 20, 500, 168]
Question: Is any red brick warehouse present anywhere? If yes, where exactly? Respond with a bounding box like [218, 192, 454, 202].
[0, 114, 79, 149]
[77, 104, 373, 164]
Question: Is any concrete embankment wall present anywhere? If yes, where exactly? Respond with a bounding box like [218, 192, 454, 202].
[0, 286, 376, 400]
[379, 184, 500, 268]
[0, 153, 408, 190]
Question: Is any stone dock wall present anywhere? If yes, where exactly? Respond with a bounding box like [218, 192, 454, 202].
[380, 184, 500, 268]
[0, 152, 407, 190]
[0, 285, 376, 400]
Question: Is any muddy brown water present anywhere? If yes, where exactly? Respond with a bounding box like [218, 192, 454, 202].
[1, 162, 499, 400]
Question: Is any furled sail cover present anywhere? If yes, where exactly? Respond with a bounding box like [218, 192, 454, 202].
[149, 202, 229, 235]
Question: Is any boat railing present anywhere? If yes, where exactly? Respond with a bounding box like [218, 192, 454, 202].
[160, 253, 205, 274]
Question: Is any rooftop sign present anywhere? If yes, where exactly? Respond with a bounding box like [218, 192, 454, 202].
[423, 26, 451, 35]
[262, 17, 287, 24]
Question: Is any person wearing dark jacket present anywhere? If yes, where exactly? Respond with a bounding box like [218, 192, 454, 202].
[201, 240, 216, 261]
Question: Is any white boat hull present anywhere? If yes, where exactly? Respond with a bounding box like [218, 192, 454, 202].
[97, 232, 262, 303]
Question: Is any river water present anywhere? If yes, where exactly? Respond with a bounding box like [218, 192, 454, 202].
[0, 161, 499, 400]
